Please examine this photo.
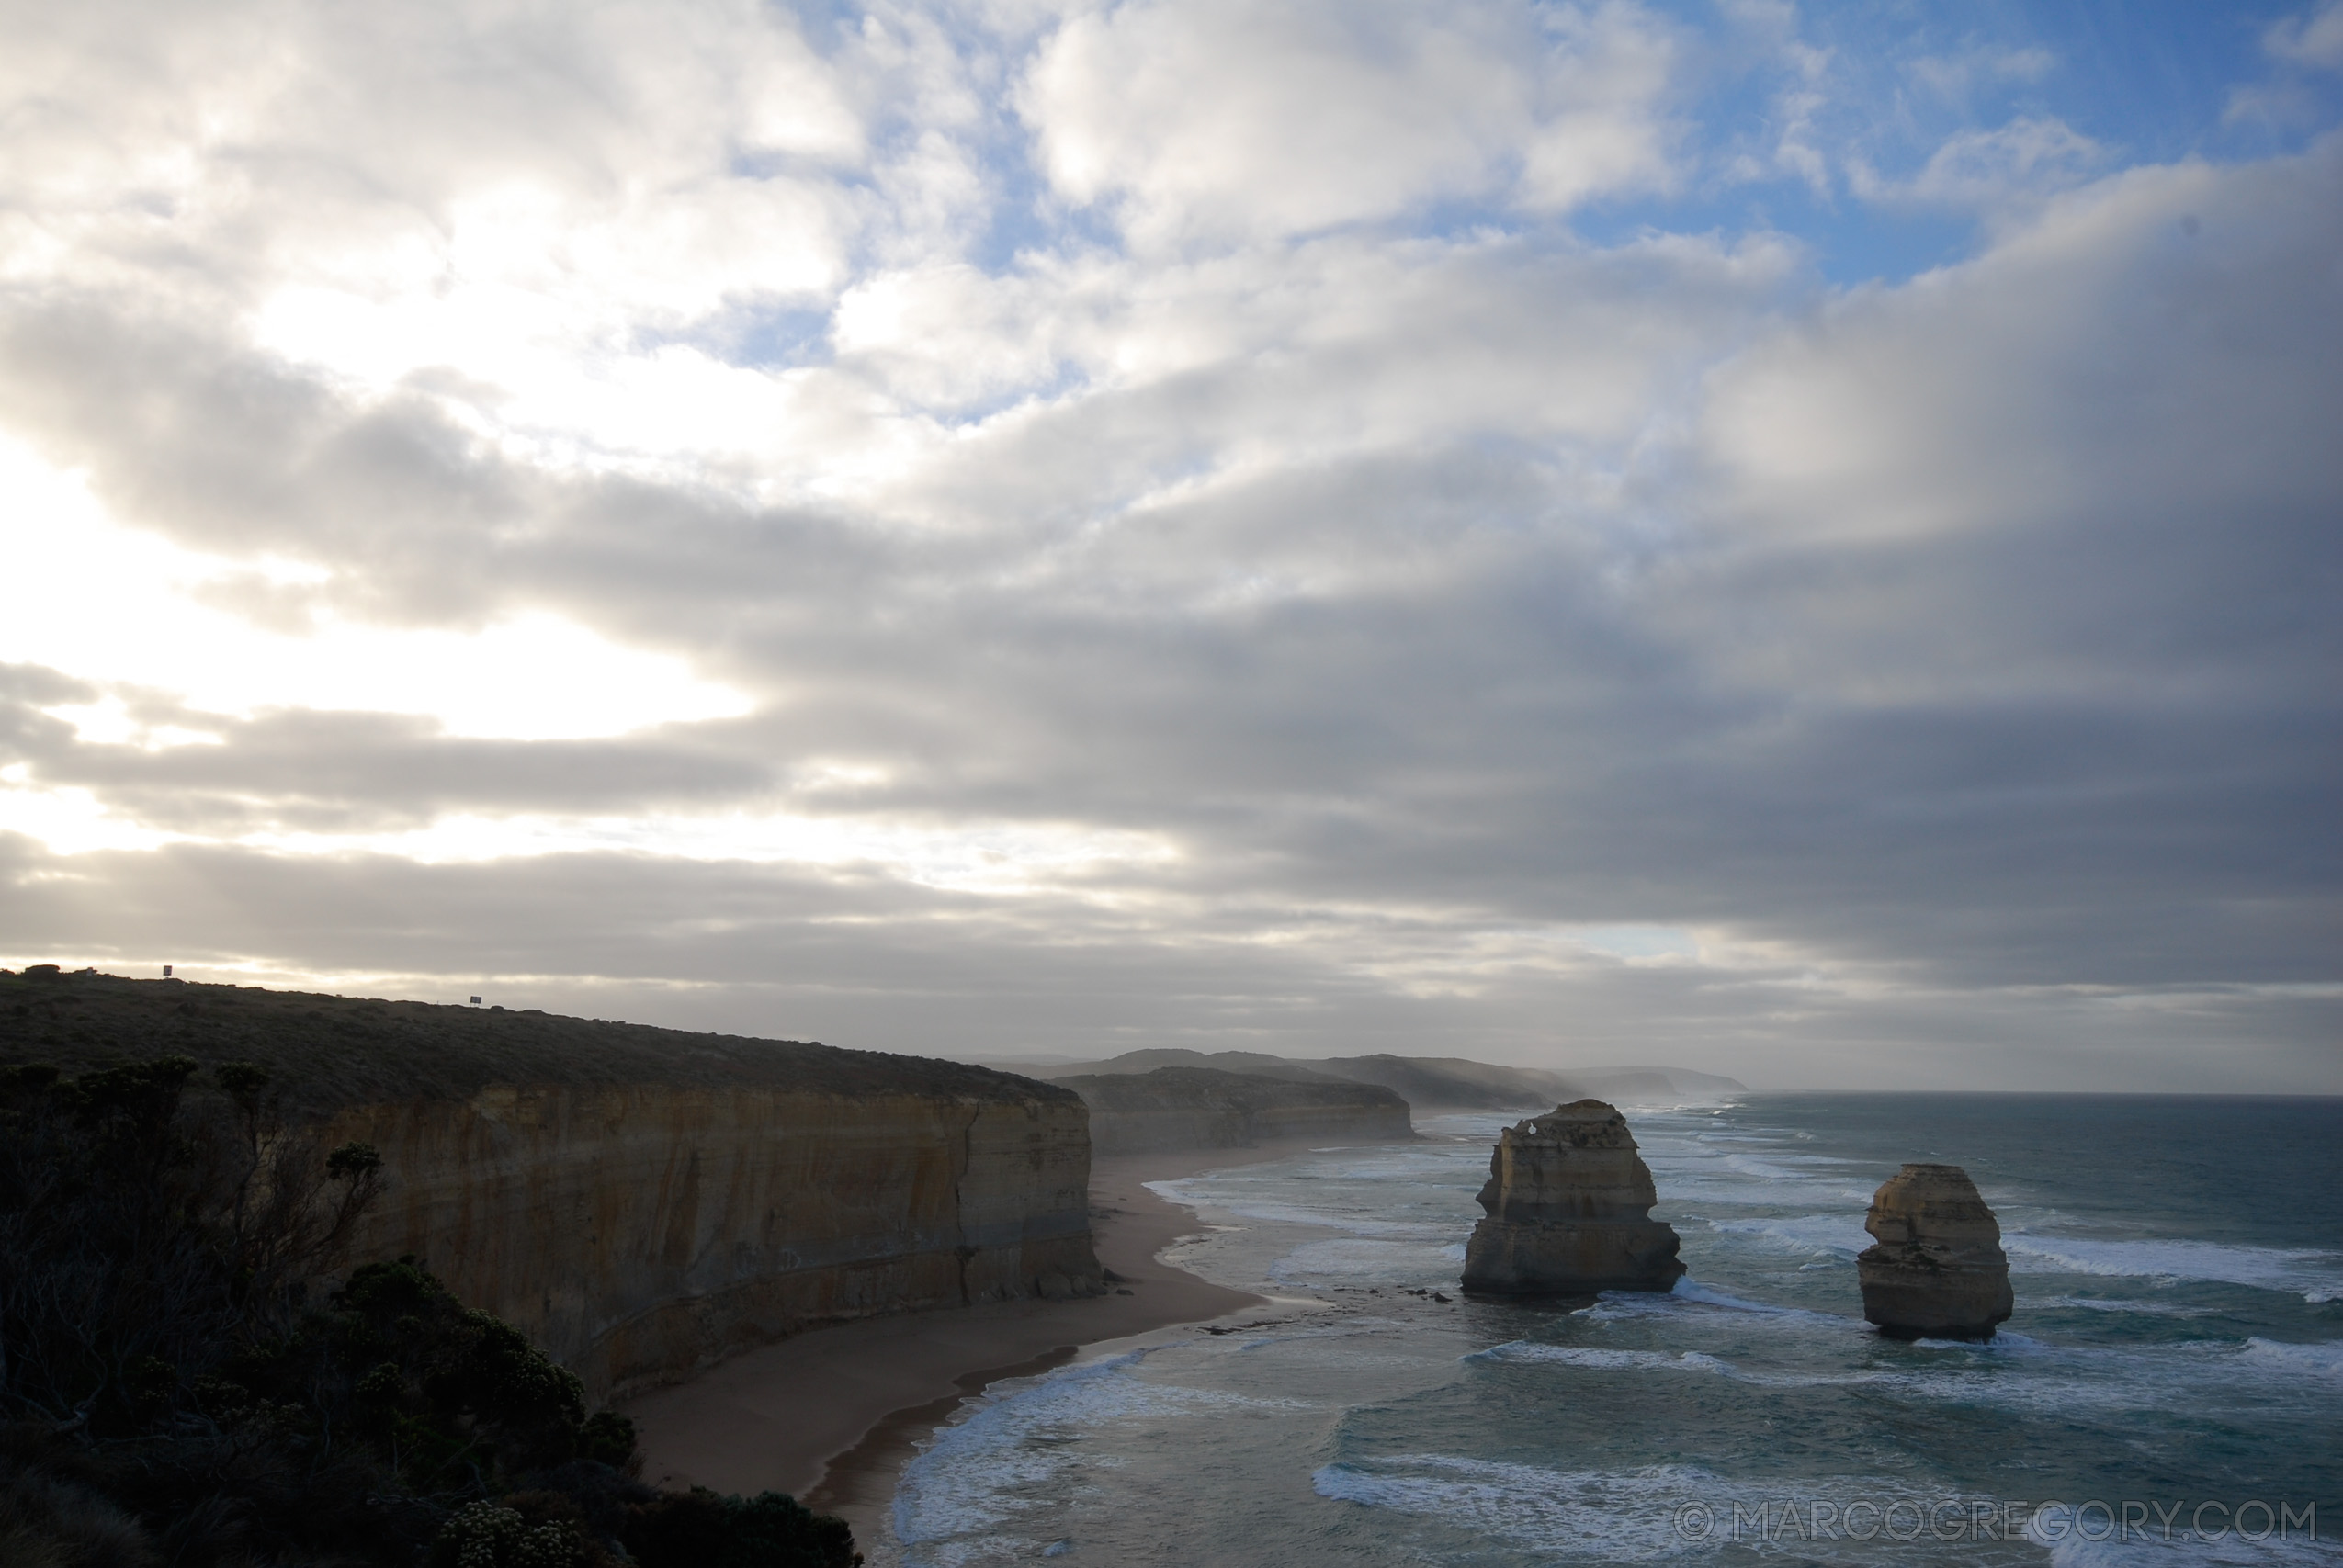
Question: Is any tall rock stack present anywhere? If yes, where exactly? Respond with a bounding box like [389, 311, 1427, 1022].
[1460, 1100, 1684, 1294]
[1856, 1164, 2014, 1341]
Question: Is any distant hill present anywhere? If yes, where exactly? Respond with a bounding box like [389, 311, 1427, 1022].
[982, 1047, 1745, 1111]
[1060, 1066, 1413, 1156]
[1559, 1064, 1750, 1105]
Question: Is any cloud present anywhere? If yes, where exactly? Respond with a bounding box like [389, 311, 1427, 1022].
[0, 0, 868, 326]
[5, 834, 2334, 1091]
[2267, 0, 2343, 70]
[1017, 0, 1681, 248]
[0, 0, 2337, 1090]
[0, 437, 751, 737]
[1705, 142, 2343, 542]
[1, 700, 769, 838]
[2238, 0, 2343, 123]
[1865, 117, 2107, 211]
[1907, 45, 2056, 105]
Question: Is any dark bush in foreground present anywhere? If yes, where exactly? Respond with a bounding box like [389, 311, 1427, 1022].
[623, 1488, 861, 1568]
[0, 1055, 859, 1565]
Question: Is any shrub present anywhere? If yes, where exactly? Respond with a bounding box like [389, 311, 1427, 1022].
[0, 1058, 867, 1566]
[425, 1500, 602, 1568]
[624, 1488, 861, 1568]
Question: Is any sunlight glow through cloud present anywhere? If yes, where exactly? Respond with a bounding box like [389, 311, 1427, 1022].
[0, 436, 751, 740]
[233, 811, 1182, 889]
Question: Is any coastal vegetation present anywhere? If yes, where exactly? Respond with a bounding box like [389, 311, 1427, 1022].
[0, 1044, 859, 1566]
[0, 965, 1034, 1108]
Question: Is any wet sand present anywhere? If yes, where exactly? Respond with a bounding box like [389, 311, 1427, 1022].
[623, 1138, 1355, 1546]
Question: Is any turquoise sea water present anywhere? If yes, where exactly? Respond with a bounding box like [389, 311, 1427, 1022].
[881, 1095, 2343, 1567]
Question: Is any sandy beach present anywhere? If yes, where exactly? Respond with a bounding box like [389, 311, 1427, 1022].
[622, 1137, 1356, 1548]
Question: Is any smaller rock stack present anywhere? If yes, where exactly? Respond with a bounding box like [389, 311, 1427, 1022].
[1857, 1164, 2014, 1341]
[1460, 1100, 1684, 1294]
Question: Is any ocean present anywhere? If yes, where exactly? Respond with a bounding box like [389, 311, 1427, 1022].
[881, 1094, 2343, 1567]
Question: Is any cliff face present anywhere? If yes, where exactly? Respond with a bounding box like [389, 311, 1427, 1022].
[0, 972, 1104, 1398]
[1058, 1066, 1413, 1156]
[1856, 1163, 2013, 1341]
[1460, 1100, 1684, 1294]
[322, 1087, 1100, 1398]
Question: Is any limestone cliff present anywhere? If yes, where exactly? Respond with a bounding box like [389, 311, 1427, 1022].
[0, 970, 1104, 1396]
[1460, 1100, 1684, 1294]
[320, 1086, 1098, 1395]
[1857, 1163, 2013, 1341]
[1057, 1066, 1413, 1155]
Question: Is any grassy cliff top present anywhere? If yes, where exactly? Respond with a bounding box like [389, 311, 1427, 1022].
[0, 967, 1073, 1111]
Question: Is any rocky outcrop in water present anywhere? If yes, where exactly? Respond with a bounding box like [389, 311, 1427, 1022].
[1460, 1100, 1684, 1294]
[1856, 1163, 2013, 1341]
[1, 971, 1104, 1397]
[1059, 1066, 1412, 1155]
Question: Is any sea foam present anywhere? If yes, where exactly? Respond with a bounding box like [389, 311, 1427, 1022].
[1465, 1342, 1733, 1373]
[892, 1351, 1307, 1563]
[2001, 1233, 2343, 1301]
[1705, 1213, 1873, 1257]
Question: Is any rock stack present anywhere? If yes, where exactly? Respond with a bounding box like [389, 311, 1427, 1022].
[1460, 1100, 1684, 1294]
[1856, 1164, 2014, 1341]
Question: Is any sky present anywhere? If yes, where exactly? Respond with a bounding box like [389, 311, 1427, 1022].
[1, 0, 2338, 1092]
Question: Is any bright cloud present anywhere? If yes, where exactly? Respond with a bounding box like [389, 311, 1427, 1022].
[1019, 0, 1682, 247]
[0, 437, 750, 739]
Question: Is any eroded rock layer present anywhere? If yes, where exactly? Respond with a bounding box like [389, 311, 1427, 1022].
[1461, 1100, 1683, 1294]
[323, 1087, 1100, 1396]
[1856, 1163, 2013, 1341]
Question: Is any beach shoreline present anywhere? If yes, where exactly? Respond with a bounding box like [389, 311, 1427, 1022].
[621, 1136, 1374, 1551]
